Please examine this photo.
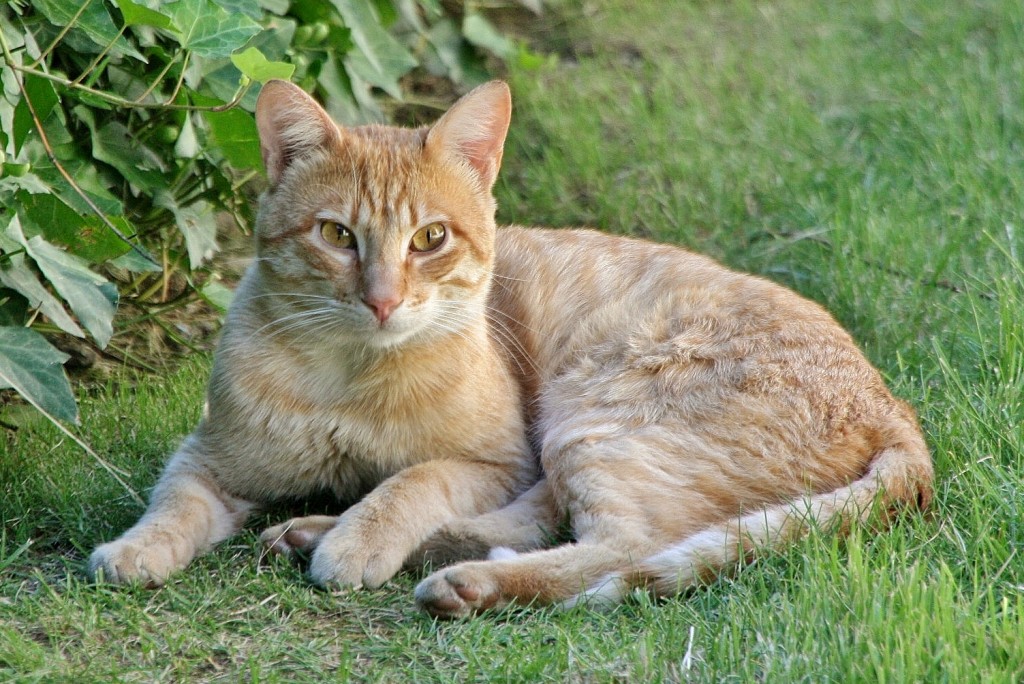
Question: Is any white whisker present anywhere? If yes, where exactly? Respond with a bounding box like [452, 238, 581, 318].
[252, 307, 341, 339]
[431, 301, 539, 378]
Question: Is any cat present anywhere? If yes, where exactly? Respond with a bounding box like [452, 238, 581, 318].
[89, 79, 933, 618]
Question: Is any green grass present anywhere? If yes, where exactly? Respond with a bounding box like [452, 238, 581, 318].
[4, 0, 1024, 680]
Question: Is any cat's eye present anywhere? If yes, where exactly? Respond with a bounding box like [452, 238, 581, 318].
[410, 223, 446, 252]
[320, 221, 356, 250]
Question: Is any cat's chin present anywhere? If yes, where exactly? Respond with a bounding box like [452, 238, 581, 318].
[360, 328, 421, 350]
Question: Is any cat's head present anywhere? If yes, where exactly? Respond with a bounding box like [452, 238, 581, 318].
[251, 79, 511, 349]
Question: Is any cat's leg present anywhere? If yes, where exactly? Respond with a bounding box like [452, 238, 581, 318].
[89, 445, 255, 587]
[260, 515, 338, 557]
[307, 458, 529, 590]
[409, 478, 560, 568]
[414, 435, 712, 617]
[415, 542, 642, 617]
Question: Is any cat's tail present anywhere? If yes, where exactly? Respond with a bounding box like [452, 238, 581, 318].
[565, 441, 933, 608]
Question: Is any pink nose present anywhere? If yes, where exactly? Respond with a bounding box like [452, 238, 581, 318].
[362, 294, 403, 323]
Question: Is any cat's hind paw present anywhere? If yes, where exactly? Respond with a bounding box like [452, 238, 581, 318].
[414, 563, 504, 618]
[259, 515, 338, 558]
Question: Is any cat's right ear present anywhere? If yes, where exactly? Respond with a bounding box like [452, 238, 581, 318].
[256, 80, 341, 186]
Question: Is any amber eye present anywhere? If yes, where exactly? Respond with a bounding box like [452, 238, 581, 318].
[410, 223, 446, 252]
[320, 221, 356, 250]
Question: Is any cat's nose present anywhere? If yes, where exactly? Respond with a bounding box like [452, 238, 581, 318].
[362, 294, 403, 323]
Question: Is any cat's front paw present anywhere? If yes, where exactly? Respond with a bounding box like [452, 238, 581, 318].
[307, 523, 407, 590]
[414, 563, 504, 618]
[88, 537, 182, 588]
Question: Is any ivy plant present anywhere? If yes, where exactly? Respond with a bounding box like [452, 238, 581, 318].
[0, 0, 535, 426]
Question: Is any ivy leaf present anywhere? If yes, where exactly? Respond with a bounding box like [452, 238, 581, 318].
[156, 193, 218, 269]
[0, 326, 78, 424]
[115, 0, 179, 31]
[330, 0, 416, 99]
[216, 0, 264, 21]
[23, 151, 125, 217]
[23, 236, 118, 349]
[88, 120, 167, 193]
[0, 172, 51, 201]
[167, 0, 262, 59]
[109, 248, 162, 273]
[199, 280, 234, 312]
[231, 47, 295, 83]
[426, 18, 488, 87]
[202, 106, 262, 170]
[12, 75, 59, 155]
[1, 216, 85, 338]
[318, 53, 374, 125]
[33, 0, 145, 61]
[463, 13, 515, 59]
[18, 193, 133, 263]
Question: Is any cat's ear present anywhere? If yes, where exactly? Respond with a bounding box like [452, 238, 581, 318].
[256, 80, 341, 186]
[426, 81, 511, 189]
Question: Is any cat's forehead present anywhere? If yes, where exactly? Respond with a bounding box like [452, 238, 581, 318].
[262, 126, 437, 235]
[335, 127, 427, 182]
[259, 118, 493, 242]
[347, 124, 427, 146]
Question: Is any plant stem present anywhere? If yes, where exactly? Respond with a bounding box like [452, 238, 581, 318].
[133, 51, 181, 104]
[70, 25, 127, 86]
[7, 61, 251, 112]
[30, 2, 91, 68]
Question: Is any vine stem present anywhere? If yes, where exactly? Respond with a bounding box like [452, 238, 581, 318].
[30, 2, 91, 68]
[7, 60, 252, 112]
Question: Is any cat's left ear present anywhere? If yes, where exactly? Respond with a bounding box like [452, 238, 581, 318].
[426, 81, 511, 190]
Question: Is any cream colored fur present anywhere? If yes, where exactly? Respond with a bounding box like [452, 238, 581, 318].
[89, 80, 932, 618]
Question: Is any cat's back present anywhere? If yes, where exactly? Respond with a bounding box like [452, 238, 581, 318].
[490, 226, 858, 374]
[489, 227, 920, 470]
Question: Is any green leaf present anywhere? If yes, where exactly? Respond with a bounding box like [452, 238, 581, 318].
[167, 0, 262, 59]
[24, 237, 118, 348]
[199, 280, 234, 312]
[33, 0, 145, 61]
[21, 153, 124, 217]
[0, 288, 28, 327]
[463, 13, 515, 59]
[330, 0, 417, 99]
[0, 326, 77, 424]
[1, 216, 85, 338]
[175, 113, 200, 158]
[0, 171, 51, 201]
[12, 75, 59, 155]
[216, 0, 264, 21]
[156, 194, 218, 269]
[425, 18, 488, 86]
[259, 0, 290, 15]
[231, 47, 295, 83]
[88, 120, 167, 193]
[109, 247, 162, 273]
[318, 53, 374, 125]
[18, 193, 133, 263]
[115, 0, 178, 31]
[202, 106, 262, 170]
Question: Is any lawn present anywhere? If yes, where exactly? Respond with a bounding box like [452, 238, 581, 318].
[3, 0, 1024, 681]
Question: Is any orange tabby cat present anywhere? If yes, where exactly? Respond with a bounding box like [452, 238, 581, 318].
[89, 80, 932, 617]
